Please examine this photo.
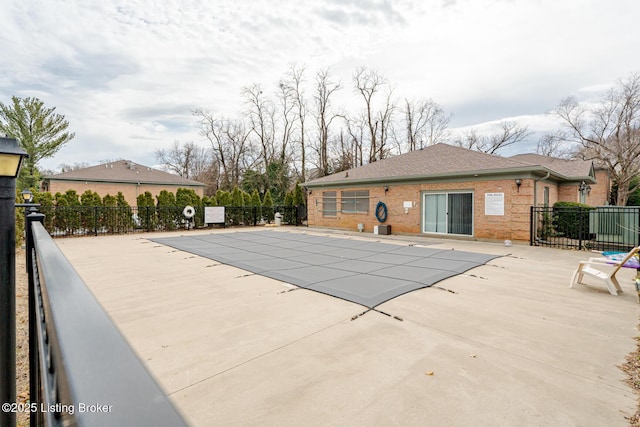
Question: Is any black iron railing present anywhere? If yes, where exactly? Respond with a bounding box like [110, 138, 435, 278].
[29, 205, 307, 237]
[24, 212, 189, 426]
[530, 206, 640, 251]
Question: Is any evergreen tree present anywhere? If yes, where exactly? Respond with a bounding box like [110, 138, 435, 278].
[80, 190, 101, 232]
[216, 190, 231, 206]
[156, 190, 177, 230]
[262, 189, 274, 223]
[156, 190, 176, 206]
[293, 182, 306, 206]
[231, 186, 244, 206]
[102, 194, 117, 206]
[0, 96, 75, 188]
[203, 195, 218, 206]
[137, 191, 155, 207]
[250, 189, 261, 207]
[33, 189, 54, 230]
[136, 191, 156, 231]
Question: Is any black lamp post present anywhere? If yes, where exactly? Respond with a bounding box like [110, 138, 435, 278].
[0, 137, 28, 427]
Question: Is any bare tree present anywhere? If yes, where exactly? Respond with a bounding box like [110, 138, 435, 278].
[313, 68, 342, 176]
[285, 64, 309, 181]
[330, 129, 354, 173]
[195, 109, 255, 190]
[535, 133, 572, 158]
[277, 80, 296, 163]
[375, 88, 396, 160]
[243, 84, 276, 174]
[57, 162, 89, 173]
[353, 67, 389, 163]
[155, 140, 210, 179]
[342, 113, 367, 167]
[553, 72, 640, 205]
[453, 121, 532, 154]
[404, 98, 451, 151]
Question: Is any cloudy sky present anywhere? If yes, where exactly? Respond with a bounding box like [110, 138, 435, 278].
[2, 0, 639, 172]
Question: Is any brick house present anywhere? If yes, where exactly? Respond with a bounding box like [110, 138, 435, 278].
[303, 144, 610, 242]
[41, 160, 206, 206]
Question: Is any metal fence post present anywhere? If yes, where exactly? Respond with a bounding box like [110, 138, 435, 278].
[578, 207, 583, 250]
[0, 175, 17, 426]
[94, 205, 99, 236]
[26, 211, 44, 427]
[529, 206, 534, 246]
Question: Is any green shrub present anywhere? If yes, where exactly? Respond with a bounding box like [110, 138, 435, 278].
[81, 190, 102, 233]
[552, 201, 594, 239]
[292, 182, 306, 206]
[137, 191, 156, 231]
[156, 190, 178, 230]
[262, 189, 274, 223]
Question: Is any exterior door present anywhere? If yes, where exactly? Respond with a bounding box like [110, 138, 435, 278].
[422, 192, 473, 235]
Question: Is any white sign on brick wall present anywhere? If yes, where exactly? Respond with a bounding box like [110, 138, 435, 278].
[485, 193, 504, 216]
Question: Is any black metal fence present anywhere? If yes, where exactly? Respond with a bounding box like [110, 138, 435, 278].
[25, 205, 307, 237]
[530, 206, 640, 251]
[24, 212, 188, 426]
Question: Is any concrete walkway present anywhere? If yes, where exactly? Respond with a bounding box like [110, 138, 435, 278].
[55, 228, 639, 426]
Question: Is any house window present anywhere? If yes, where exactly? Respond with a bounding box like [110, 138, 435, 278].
[341, 190, 369, 213]
[322, 191, 337, 217]
[422, 191, 473, 236]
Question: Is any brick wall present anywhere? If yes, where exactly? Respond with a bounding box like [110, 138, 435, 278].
[307, 170, 612, 242]
[589, 170, 611, 205]
[557, 171, 610, 206]
[46, 181, 204, 206]
[308, 178, 535, 241]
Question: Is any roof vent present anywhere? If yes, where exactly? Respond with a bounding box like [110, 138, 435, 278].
[127, 161, 136, 170]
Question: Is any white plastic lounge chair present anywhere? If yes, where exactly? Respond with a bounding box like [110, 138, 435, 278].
[570, 247, 640, 296]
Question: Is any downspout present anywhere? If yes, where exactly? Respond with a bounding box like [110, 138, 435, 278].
[533, 172, 551, 207]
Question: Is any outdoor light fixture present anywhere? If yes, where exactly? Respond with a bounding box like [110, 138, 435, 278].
[383, 186, 389, 193]
[21, 188, 33, 203]
[0, 137, 27, 426]
[515, 179, 522, 192]
[0, 137, 28, 178]
[579, 181, 592, 196]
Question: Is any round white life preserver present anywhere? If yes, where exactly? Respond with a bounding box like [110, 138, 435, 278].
[183, 205, 195, 219]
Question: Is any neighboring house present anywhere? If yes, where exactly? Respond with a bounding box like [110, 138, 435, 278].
[41, 160, 206, 206]
[303, 143, 610, 242]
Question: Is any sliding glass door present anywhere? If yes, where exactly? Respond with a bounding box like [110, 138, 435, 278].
[422, 192, 473, 235]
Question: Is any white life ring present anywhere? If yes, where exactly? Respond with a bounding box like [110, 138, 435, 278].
[183, 205, 195, 219]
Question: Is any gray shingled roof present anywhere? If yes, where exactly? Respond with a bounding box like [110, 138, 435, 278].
[509, 153, 594, 178]
[304, 143, 574, 187]
[44, 160, 206, 187]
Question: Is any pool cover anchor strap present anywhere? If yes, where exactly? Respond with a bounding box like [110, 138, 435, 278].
[351, 308, 403, 322]
[433, 285, 458, 294]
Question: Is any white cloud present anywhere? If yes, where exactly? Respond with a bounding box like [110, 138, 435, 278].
[1, 0, 639, 171]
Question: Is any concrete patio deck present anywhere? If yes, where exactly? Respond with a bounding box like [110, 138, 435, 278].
[55, 227, 639, 426]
